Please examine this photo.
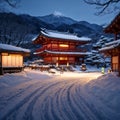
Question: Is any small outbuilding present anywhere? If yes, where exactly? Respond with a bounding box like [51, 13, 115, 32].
[0, 44, 30, 75]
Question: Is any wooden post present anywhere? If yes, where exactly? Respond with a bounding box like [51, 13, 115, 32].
[118, 54, 120, 76]
[0, 67, 3, 75]
[82, 57, 84, 64]
[58, 56, 60, 65]
[0, 54, 3, 75]
[111, 53, 113, 71]
[115, 33, 117, 40]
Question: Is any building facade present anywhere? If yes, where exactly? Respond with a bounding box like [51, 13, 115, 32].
[33, 29, 91, 66]
[100, 13, 120, 76]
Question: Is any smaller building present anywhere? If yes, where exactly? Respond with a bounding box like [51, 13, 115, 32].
[100, 13, 120, 76]
[0, 44, 30, 75]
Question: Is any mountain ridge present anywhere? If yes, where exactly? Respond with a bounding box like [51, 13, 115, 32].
[38, 13, 77, 28]
[0, 12, 105, 50]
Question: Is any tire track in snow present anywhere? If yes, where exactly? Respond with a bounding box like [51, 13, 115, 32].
[0, 80, 40, 102]
[0, 86, 42, 120]
[0, 75, 107, 120]
[33, 80, 68, 120]
[0, 80, 49, 120]
[70, 83, 99, 120]
[76, 85, 102, 120]
[66, 81, 85, 120]
[50, 87, 68, 120]
[52, 80, 79, 120]
[0, 80, 41, 111]
[22, 81, 63, 120]
[43, 82, 68, 120]
[48, 79, 101, 120]
[0, 80, 64, 120]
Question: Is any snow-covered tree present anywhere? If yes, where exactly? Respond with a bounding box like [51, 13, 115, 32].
[0, 13, 32, 46]
[85, 36, 113, 67]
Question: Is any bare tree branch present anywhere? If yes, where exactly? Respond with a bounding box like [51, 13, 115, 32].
[83, 0, 120, 15]
[0, 0, 20, 8]
[4, 0, 18, 7]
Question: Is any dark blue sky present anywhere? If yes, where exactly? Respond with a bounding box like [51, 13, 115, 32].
[10, 0, 115, 25]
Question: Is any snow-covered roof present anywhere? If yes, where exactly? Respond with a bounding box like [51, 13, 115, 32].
[99, 39, 120, 52]
[34, 50, 91, 55]
[105, 39, 120, 46]
[0, 44, 30, 53]
[33, 29, 91, 42]
[32, 34, 39, 41]
[41, 30, 91, 41]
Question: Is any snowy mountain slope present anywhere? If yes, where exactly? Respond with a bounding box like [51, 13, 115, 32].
[0, 12, 104, 44]
[38, 13, 77, 27]
[0, 12, 54, 51]
[38, 13, 103, 37]
[77, 21, 103, 32]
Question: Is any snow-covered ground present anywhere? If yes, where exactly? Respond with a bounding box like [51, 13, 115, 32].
[0, 68, 120, 120]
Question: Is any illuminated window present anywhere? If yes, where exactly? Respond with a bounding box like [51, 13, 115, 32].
[59, 57, 67, 60]
[112, 56, 118, 71]
[2, 54, 23, 67]
[59, 44, 69, 47]
[112, 56, 118, 63]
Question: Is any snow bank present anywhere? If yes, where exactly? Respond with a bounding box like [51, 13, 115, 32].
[0, 70, 53, 89]
[84, 72, 120, 117]
[0, 72, 29, 89]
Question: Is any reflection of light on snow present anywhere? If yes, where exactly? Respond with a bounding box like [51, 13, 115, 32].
[59, 72, 103, 84]
[25, 69, 103, 84]
[60, 72, 102, 78]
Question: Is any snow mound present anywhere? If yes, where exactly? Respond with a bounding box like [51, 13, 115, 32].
[85, 72, 120, 112]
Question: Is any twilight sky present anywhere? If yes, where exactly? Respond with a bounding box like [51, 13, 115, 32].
[10, 0, 116, 25]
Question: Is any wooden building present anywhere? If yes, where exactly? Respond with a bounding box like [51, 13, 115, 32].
[100, 12, 120, 76]
[33, 29, 91, 66]
[0, 44, 30, 75]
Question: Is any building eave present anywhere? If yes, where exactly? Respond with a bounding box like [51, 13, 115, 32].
[34, 50, 91, 56]
[104, 12, 120, 33]
[99, 39, 120, 52]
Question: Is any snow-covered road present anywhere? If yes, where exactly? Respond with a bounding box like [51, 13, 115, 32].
[0, 70, 120, 120]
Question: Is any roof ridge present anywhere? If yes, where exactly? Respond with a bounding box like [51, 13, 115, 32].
[42, 28, 77, 36]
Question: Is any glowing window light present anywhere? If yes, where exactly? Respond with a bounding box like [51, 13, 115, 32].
[59, 57, 67, 60]
[112, 56, 118, 63]
[2, 54, 23, 67]
[59, 44, 69, 47]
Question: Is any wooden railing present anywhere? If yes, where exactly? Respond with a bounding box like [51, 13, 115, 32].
[36, 46, 86, 52]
